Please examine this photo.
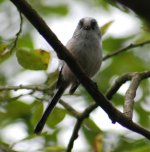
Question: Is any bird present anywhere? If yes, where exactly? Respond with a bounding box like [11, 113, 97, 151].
[34, 17, 102, 134]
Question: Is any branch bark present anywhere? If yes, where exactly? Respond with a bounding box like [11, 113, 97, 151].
[124, 74, 141, 118]
[10, 0, 150, 143]
[66, 71, 150, 152]
[123, 71, 150, 118]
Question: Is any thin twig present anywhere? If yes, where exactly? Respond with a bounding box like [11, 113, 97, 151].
[66, 118, 82, 152]
[59, 99, 81, 118]
[0, 84, 51, 92]
[103, 40, 150, 61]
[106, 73, 133, 100]
[66, 103, 97, 152]
[10, 11, 23, 53]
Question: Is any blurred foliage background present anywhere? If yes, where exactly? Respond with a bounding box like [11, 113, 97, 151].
[0, 0, 150, 152]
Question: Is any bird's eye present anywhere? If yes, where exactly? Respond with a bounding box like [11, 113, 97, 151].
[79, 19, 84, 28]
[91, 19, 97, 29]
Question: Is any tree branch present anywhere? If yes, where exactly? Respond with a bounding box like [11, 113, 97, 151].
[106, 73, 133, 99]
[10, 0, 150, 146]
[59, 99, 81, 118]
[103, 40, 150, 61]
[66, 103, 98, 152]
[123, 71, 150, 118]
[66, 71, 150, 152]
[124, 74, 141, 118]
[0, 84, 51, 92]
[10, 11, 23, 53]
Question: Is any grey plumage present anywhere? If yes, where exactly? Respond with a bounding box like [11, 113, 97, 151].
[34, 17, 102, 134]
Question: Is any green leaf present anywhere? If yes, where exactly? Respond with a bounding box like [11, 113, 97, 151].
[0, 44, 8, 53]
[31, 101, 44, 126]
[0, 100, 32, 127]
[82, 126, 103, 147]
[44, 128, 60, 144]
[100, 20, 114, 36]
[83, 118, 102, 133]
[47, 107, 66, 128]
[82, 118, 103, 146]
[46, 70, 59, 86]
[6, 100, 31, 119]
[39, 5, 68, 16]
[135, 103, 150, 127]
[113, 137, 150, 152]
[17, 34, 34, 49]
[0, 0, 5, 4]
[103, 36, 133, 52]
[0, 44, 12, 63]
[111, 93, 124, 105]
[28, 0, 68, 16]
[16, 48, 51, 70]
[130, 146, 150, 152]
[44, 146, 66, 152]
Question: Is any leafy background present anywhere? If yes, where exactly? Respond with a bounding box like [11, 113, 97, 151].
[0, 0, 150, 151]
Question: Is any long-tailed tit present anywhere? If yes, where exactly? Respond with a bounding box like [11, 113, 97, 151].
[34, 17, 102, 134]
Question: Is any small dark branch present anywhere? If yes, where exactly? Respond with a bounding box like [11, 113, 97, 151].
[117, 112, 150, 139]
[59, 102, 98, 152]
[140, 71, 150, 80]
[59, 99, 81, 118]
[106, 73, 133, 100]
[124, 74, 141, 118]
[66, 118, 82, 152]
[0, 84, 51, 92]
[80, 103, 98, 118]
[66, 103, 98, 152]
[10, 11, 23, 53]
[106, 71, 150, 100]
[103, 40, 150, 61]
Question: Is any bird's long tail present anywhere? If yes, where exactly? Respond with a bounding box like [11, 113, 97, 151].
[34, 84, 67, 134]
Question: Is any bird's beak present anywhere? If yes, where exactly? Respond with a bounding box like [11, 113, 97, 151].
[84, 26, 91, 30]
